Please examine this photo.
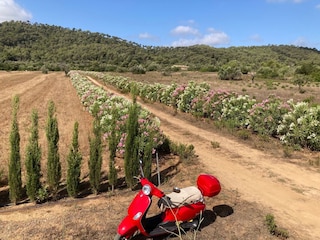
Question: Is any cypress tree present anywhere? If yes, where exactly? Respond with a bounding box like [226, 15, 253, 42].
[67, 121, 82, 198]
[108, 109, 119, 192]
[88, 103, 102, 194]
[142, 140, 153, 180]
[124, 95, 140, 189]
[46, 100, 61, 196]
[25, 109, 42, 202]
[8, 95, 22, 204]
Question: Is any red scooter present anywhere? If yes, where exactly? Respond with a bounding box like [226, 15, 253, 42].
[114, 162, 221, 240]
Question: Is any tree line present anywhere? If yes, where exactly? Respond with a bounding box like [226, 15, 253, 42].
[6, 93, 152, 205]
[1, 21, 320, 82]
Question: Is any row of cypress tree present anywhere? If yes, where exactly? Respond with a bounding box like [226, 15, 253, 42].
[8, 97, 81, 204]
[7, 92, 153, 204]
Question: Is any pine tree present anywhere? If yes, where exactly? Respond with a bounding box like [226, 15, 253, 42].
[88, 104, 102, 194]
[67, 122, 82, 198]
[46, 100, 61, 197]
[8, 95, 22, 204]
[124, 96, 140, 189]
[25, 109, 42, 202]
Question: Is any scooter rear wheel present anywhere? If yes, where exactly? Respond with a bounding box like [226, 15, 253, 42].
[114, 233, 127, 240]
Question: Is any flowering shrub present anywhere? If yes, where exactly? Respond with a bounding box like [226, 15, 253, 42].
[85, 71, 320, 151]
[160, 83, 177, 106]
[69, 71, 165, 156]
[195, 90, 236, 119]
[277, 102, 320, 150]
[220, 95, 256, 128]
[177, 81, 210, 113]
[247, 95, 293, 136]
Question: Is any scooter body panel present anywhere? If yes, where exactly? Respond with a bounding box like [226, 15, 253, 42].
[128, 191, 151, 217]
[117, 190, 152, 237]
[117, 215, 138, 238]
[162, 201, 205, 222]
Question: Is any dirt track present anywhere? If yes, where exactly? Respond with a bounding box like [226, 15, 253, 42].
[88, 76, 320, 240]
[0, 71, 319, 239]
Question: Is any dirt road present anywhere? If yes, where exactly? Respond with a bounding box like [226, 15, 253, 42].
[88, 76, 320, 240]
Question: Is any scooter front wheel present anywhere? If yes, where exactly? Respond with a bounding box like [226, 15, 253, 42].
[114, 233, 127, 240]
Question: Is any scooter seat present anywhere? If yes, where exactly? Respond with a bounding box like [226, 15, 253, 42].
[159, 186, 203, 210]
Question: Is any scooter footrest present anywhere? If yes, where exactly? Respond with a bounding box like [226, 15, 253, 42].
[148, 221, 177, 236]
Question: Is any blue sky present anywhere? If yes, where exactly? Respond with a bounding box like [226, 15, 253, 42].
[1, 0, 320, 49]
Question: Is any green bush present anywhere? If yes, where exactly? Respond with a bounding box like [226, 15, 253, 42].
[247, 95, 292, 137]
[277, 102, 320, 150]
[218, 60, 242, 80]
[131, 65, 146, 74]
[265, 214, 289, 238]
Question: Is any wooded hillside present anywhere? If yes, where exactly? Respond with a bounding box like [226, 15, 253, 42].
[1, 20, 320, 81]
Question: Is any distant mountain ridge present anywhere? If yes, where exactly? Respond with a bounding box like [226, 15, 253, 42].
[1, 20, 320, 73]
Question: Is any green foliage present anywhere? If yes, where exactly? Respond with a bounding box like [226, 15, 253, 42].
[0, 169, 2, 180]
[218, 60, 242, 80]
[236, 129, 251, 140]
[67, 122, 82, 198]
[179, 81, 210, 113]
[1, 21, 320, 75]
[88, 104, 103, 194]
[25, 110, 42, 202]
[124, 99, 140, 188]
[311, 68, 320, 82]
[295, 62, 316, 75]
[108, 109, 120, 191]
[46, 100, 61, 196]
[8, 95, 22, 204]
[292, 74, 310, 93]
[93, 71, 319, 151]
[265, 214, 289, 238]
[277, 102, 320, 150]
[210, 141, 220, 148]
[36, 186, 48, 203]
[168, 140, 196, 163]
[142, 140, 153, 180]
[130, 65, 146, 74]
[247, 95, 292, 136]
[40, 65, 48, 74]
[220, 95, 256, 128]
[257, 66, 279, 79]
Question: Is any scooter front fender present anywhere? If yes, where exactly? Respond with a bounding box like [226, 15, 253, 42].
[117, 215, 138, 238]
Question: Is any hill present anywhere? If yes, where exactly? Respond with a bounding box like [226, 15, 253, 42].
[1, 21, 320, 76]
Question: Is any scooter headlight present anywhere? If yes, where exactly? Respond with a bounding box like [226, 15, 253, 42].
[142, 184, 151, 195]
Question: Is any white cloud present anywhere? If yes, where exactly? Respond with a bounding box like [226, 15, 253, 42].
[171, 25, 199, 36]
[139, 32, 154, 39]
[138, 32, 159, 43]
[292, 37, 309, 47]
[171, 28, 229, 47]
[0, 0, 32, 23]
[249, 34, 263, 43]
[316, 4, 320, 9]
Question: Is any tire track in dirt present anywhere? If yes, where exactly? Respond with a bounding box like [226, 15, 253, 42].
[0, 73, 48, 103]
[88, 76, 320, 240]
[0, 72, 93, 179]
